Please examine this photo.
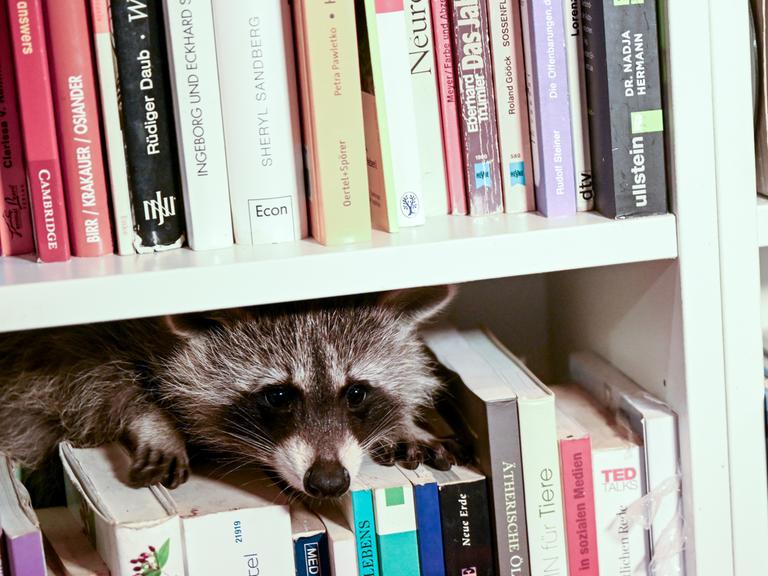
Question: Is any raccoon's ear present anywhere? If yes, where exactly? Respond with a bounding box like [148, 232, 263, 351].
[378, 285, 456, 326]
[164, 308, 251, 338]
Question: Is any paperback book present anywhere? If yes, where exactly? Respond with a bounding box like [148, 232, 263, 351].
[37, 507, 109, 576]
[314, 503, 357, 576]
[291, 503, 331, 576]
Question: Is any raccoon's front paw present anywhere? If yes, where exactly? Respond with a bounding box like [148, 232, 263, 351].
[370, 437, 458, 471]
[127, 441, 190, 489]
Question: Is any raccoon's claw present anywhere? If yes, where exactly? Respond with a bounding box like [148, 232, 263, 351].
[370, 438, 459, 471]
[128, 445, 190, 489]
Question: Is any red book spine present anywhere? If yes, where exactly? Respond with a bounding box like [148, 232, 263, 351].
[6, 0, 70, 262]
[0, 1, 34, 255]
[44, 0, 112, 256]
[559, 436, 600, 576]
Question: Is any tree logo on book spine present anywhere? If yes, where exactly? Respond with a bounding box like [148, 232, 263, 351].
[401, 192, 420, 218]
[129, 539, 171, 575]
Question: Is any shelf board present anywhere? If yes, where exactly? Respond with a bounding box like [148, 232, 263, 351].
[758, 196, 768, 247]
[0, 211, 677, 332]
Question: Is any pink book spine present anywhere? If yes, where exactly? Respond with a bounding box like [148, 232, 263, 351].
[560, 436, 600, 576]
[430, 0, 466, 215]
[6, 0, 70, 262]
[0, 0, 34, 255]
[44, 0, 112, 257]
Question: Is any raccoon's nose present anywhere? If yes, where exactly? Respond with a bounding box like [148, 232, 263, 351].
[303, 460, 350, 498]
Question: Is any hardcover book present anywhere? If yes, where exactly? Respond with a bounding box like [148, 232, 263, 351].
[59, 443, 185, 576]
[45, 0, 113, 257]
[430, 0, 466, 214]
[88, 0, 134, 255]
[356, 0, 425, 232]
[0, 0, 34, 256]
[423, 327, 528, 576]
[6, 0, 70, 262]
[291, 503, 331, 576]
[406, 0, 449, 216]
[212, 0, 307, 246]
[340, 470, 380, 576]
[450, 0, 504, 215]
[314, 503, 358, 576]
[487, 0, 535, 213]
[110, 0, 185, 252]
[519, 0, 577, 217]
[37, 507, 109, 576]
[165, 0, 233, 250]
[0, 453, 46, 576]
[292, 0, 372, 245]
[582, 0, 668, 218]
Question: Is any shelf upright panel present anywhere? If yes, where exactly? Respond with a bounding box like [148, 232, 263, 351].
[709, 0, 768, 572]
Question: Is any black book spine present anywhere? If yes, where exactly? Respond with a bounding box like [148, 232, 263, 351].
[582, 0, 668, 218]
[110, 0, 184, 250]
[439, 478, 494, 576]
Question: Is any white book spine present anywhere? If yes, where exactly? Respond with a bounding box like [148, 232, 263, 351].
[181, 507, 294, 576]
[163, 0, 233, 250]
[90, 0, 134, 255]
[405, 0, 448, 217]
[518, 397, 569, 576]
[327, 535, 358, 576]
[211, 0, 307, 245]
[563, 0, 593, 211]
[487, 0, 535, 213]
[591, 446, 650, 576]
[377, 7, 426, 227]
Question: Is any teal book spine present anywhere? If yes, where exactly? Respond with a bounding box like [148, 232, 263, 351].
[373, 485, 420, 576]
[352, 489, 380, 576]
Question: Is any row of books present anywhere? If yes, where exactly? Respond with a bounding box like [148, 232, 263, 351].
[0, 0, 669, 263]
[0, 330, 685, 576]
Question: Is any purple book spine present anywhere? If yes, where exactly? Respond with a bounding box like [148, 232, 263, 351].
[519, 0, 576, 217]
[6, 532, 46, 576]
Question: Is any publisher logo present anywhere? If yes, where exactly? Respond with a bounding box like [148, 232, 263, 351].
[303, 542, 320, 575]
[401, 192, 420, 218]
[461, 569, 477, 576]
[509, 161, 526, 186]
[248, 195, 296, 244]
[474, 162, 492, 189]
[143, 191, 177, 226]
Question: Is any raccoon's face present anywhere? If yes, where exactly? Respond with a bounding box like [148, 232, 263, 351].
[161, 286, 454, 498]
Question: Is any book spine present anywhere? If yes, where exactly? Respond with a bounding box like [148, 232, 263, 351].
[413, 483, 446, 576]
[7, 0, 71, 262]
[372, 484, 420, 576]
[211, 0, 306, 245]
[45, 0, 113, 257]
[350, 489, 380, 576]
[406, 0, 449, 216]
[6, 533, 46, 576]
[450, 0, 503, 215]
[438, 478, 494, 576]
[591, 447, 649, 575]
[519, 0, 577, 217]
[0, 0, 34, 256]
[559, 436, 599, 576]
[486, 0, 535, 213]
[583, 0, 667, 218]
[110, 0, 185, 252]
[164, 0, 233, 250]
[294, 533, 331, 576]
[293, 0, 371, 246]
[430, 0, 466, 214]
[564, 0, 593, 211]
[89, 0, 135, 255]
[517, 398, 568, 575]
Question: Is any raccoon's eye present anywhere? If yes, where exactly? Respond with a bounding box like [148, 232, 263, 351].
[262, 385, 299, 410]
[345, 382, 369, 410]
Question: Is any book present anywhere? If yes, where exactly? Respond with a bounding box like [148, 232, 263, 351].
[396, 465, 446, 576]
[486, 0, 535, 213]
[422, 327, 528, 576]
[314, 503, 358, 576]
[44, 0, 113, 257]
[110, 0, 185, 252]
[582, 0, 668, 218]
[212, 0, 307, 246]
[556, 406, 599, 576]
[6, 0, 71, 262]
[0, 0, 34, 256]
[552, 383, 649, 576]
[292, 0, 372, 246]
[430, 0, 466, 215]
[88, 0, 134, 255]
[519, 0, 577, 217]
[59, 443, 185, 576]
[37, 507, 109, 576]
[164, 0, 233, 250]
[291, 503, 331, 576]
[450, 0, 504, 215]
[340, 469, 380, 576]
[570, 351, 684, 575]
[357, 0, 426, 232]
[405, 0, 449, 217]
[0, 454, 46, 575]
[162, 465, 294, 576]
[462, 328, 568, 576]
[564, 0, 594, 211]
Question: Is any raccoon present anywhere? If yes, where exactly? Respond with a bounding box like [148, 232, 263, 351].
[0, 286, 456, 498]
